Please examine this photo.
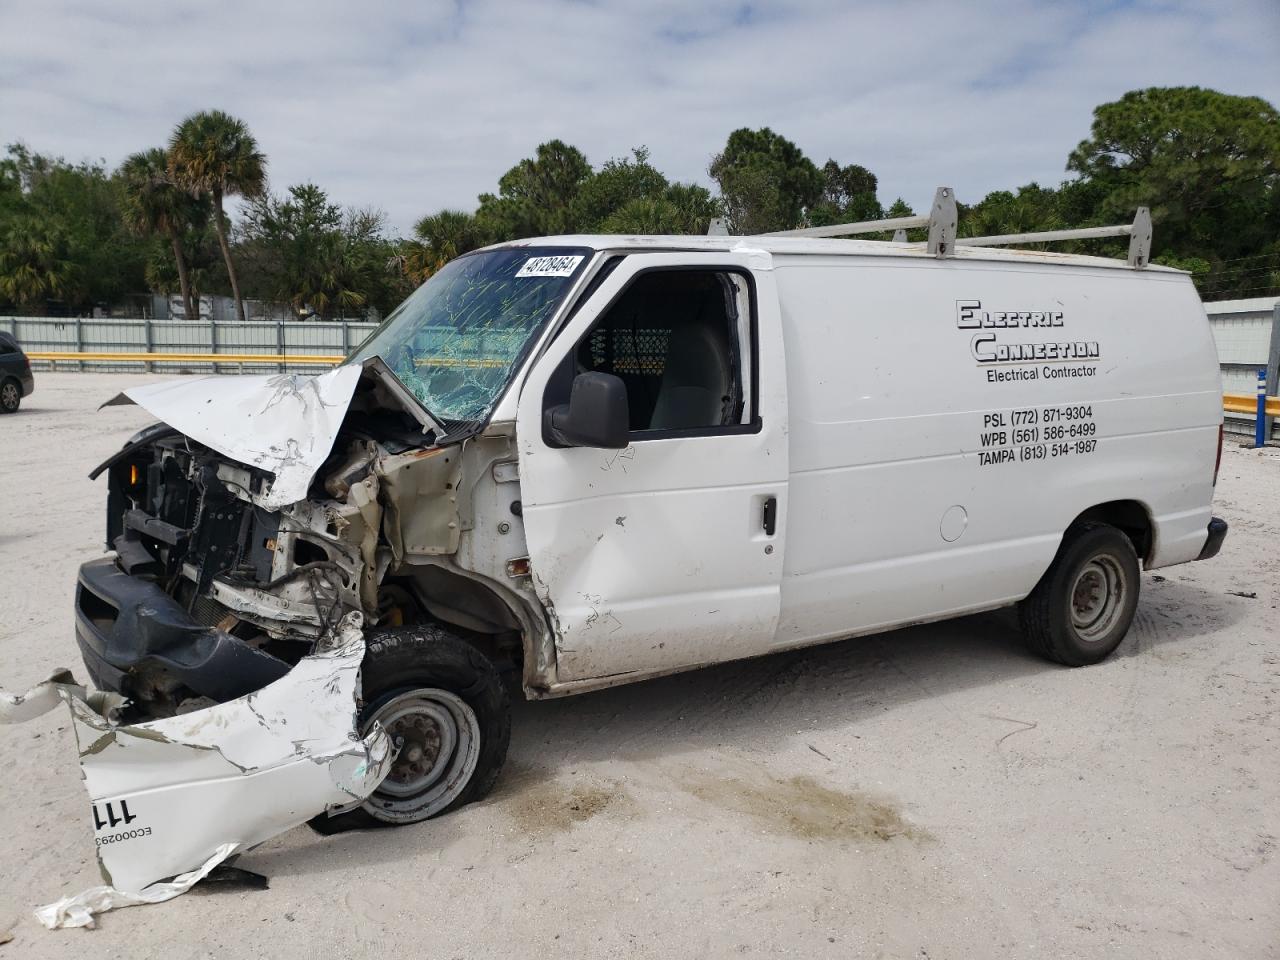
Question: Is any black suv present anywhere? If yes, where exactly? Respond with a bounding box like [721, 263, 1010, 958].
[0, 332, 35, 413]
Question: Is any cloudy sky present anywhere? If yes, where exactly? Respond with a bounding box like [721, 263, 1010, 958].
[2, 0, 1277, 234]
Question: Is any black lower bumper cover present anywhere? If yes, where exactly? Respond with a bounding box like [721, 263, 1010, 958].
[75, 556, 289, 700]
[1196, 517, 1229, 562]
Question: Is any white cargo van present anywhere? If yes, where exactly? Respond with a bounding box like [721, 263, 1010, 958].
[75, 194, 1227, 833]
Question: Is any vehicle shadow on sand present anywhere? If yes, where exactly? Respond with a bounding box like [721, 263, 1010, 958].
[4, 405, 55, 416]
[501, 576, 1243, 771]
[245, 576, 1242, 880]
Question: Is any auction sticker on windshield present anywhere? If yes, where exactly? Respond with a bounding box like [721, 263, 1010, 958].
[516, 255, 584, 278]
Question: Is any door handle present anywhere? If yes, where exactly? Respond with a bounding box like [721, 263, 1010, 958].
[762, 496, 777, 536]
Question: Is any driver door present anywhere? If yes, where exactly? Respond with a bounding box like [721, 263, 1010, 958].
[515, 252, 788, 683]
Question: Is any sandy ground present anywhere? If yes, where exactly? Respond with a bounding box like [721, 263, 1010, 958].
[0, 372, 1276, 959]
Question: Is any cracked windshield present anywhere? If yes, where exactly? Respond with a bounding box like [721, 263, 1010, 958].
[349, 247, 591, 428]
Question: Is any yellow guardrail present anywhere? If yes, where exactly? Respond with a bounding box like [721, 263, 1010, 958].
[30, 351, 508, 369]
[1224, 393, 1280, 417]
[29, 351, 345, 365]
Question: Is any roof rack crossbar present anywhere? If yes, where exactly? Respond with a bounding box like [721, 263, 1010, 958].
[760, 213, 930, 239]
[962, 207, 1152, 267]
[709, 191, 1151, 268]
[957, 207, 1152, 267]
[756, 187, 958, 257]
[959, 224, 1129, 246]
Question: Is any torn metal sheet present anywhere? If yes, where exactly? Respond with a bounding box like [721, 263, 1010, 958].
[34, 613, 391, 930]
[103, 363, 363, 510]
[0, 669, 123, 724]
[35, 843, 239, 930]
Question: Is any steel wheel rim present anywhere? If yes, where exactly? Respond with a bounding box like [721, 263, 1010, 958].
[361, 688, 480, 823]
[1070, 555, 1125, 642]
[0, 382, 17, 409]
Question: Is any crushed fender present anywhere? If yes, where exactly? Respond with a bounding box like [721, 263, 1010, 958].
[1, 613, 392, 930]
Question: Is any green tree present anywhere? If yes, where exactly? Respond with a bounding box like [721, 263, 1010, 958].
[0, 144, 147, 314]
[709, 127, 823, 233]
[864, 197, 934, 242]
[119, 148, 205, 322]
[1067, 87, 1280, 294]
[0, 153, 22, 219]
[0, 215, 76, 312]
[169, 110, 267, 322]
[573, 146, 720, 234]
[344, 207, 410, 317]
[475, 139, 592, 239]
[572, 147, 670, 230]
[960, 183, 1065, 238]
[411, 142, 721, 278]
[241, 183, 398, 319]
[809, 160, 882, 226]
[412, 209, 486, 272]
[598, 183, 720, 234]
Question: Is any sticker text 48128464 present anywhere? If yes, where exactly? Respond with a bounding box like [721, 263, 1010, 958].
[976, 405, 1097, 466]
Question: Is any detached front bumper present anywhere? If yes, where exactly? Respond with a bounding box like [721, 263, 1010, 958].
[8, 613, 393, 929]
[75, 557, 289, 702]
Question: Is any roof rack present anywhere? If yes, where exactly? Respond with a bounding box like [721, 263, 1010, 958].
[714, 186, 1153, 268]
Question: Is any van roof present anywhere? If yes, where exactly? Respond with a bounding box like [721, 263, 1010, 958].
[486, 234, 1186, 275]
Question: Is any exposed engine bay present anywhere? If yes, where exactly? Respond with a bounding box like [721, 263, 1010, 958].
[76, 358, 551, 720]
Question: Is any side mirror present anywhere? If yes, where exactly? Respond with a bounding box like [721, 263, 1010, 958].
[545, 372, 629, 449]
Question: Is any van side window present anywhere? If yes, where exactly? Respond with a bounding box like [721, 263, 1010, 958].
[575, 270, 753, 434]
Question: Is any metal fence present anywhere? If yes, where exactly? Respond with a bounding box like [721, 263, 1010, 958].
[1205, 297, 1279, 442]
[5, 297, 1279, 443]
[0, 316, 379, 375]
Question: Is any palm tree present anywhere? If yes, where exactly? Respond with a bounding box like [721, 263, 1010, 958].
[168, 110, 266, 323]
[119, 148, 200, 321]
[0, 216, 76, 313]
[413, 209, 484, 269]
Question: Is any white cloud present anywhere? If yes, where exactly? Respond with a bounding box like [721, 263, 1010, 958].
[1, 0, 1277, 233]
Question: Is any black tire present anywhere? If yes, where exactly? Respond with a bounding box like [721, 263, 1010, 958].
[0, 378, 20, 414]
[1019, 522, 1140, 667]
[310, 624, 510, 834]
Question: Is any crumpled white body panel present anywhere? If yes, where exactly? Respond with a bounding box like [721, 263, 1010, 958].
[31, 613, 390, 929]
[106, 364, 363, 509]
[35, 843, 239, 930]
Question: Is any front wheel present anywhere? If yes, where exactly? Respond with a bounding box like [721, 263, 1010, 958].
[1019, 522, 1140, 666]
[310, 624, 511, 833]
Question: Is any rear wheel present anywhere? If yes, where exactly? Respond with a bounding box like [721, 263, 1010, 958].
[1019, 522, 1140, 666]
[0, 379, 20, 413]
[310, 624, 510, 833]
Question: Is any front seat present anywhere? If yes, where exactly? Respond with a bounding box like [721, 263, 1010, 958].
[649, 321, 733, 430]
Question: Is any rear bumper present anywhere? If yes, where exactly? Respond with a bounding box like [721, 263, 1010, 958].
[1195, 517, 1229, 562]
[20, 371, 34, 396]
[75, 556, 289, 701]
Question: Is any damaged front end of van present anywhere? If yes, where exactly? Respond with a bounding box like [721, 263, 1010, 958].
[3, 246, 591, 925]
[78, 357, 452, 714]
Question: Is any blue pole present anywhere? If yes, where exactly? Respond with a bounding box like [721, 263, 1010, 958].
[1257, 368, 1267, 448]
